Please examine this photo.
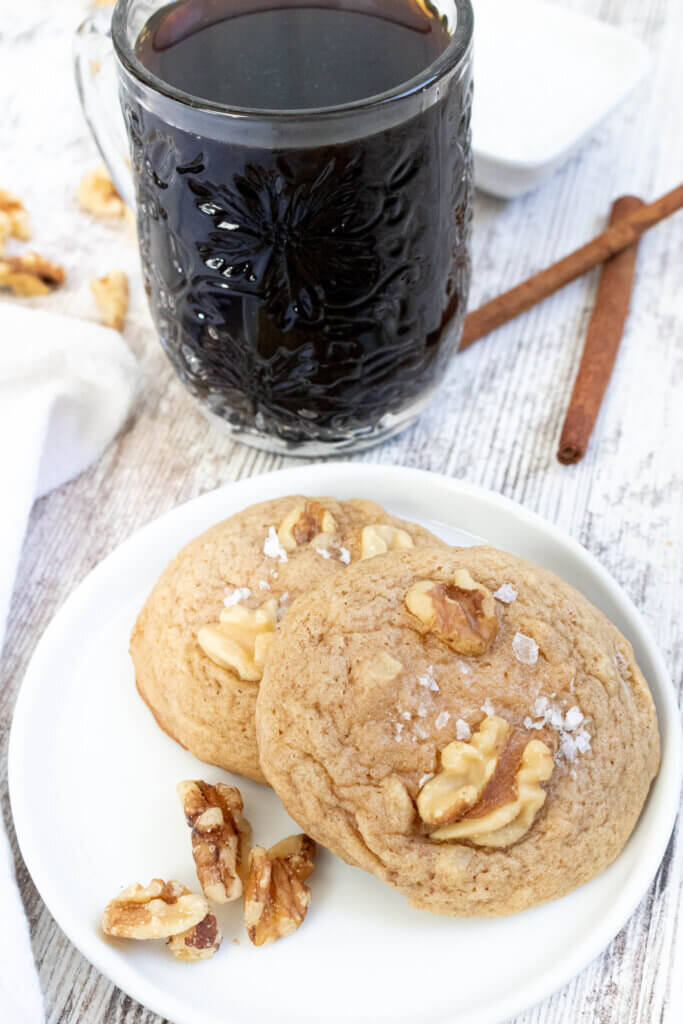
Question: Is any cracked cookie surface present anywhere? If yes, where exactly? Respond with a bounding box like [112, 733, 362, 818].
[130, 497, 443, 782]
[256, 546, 660, 915]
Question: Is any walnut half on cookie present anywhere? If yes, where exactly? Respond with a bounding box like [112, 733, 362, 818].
[431, 738, 554, 847]
[405, 569, 498, 656]
[277, 500, 336, 551]
[197, 598, 277, 681]
[417, 716, 511, 827]
[360, 524, 415, 560]
[417, 716, 555, 847]
[244, 834, 316, 946]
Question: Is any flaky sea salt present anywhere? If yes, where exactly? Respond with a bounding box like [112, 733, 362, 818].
[456, 660, 473, 677]
[527, 697, 591, 762]
[264, 526, 288, 562]
[560, 728, 591, 762]
[481, 698, 495, 716]
[455, 718, 471, 740]
[435, 711, 451, 730]
[276, 592, 290, 621]
[223, 586, 251, 607]
[258, 580, 271, 591]
[394, 723, 404, 741]
[564, 706, 584, 731]
[614, 650, 630, 676]
[315, 546, 332, 559]
[418, 666, 439, 691]
[512, 632, 539, 665]
[494, 583, 518, 604]
[417, 703, 428, 718]
[533, 696, 549, 717]
[339, 547, 351, 565]
[400, 710, 412, 721]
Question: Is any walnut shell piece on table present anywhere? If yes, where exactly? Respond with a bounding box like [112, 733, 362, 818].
[0, 188, 31, 252]
[91, 270, 129, 330]
[78, 166, 125, 218]
[0, 252, 64, 296]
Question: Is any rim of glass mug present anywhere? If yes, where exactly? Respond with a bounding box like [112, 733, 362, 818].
[112, 0, 474, 121]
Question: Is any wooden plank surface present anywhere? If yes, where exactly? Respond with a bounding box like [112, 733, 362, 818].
[1, 0, 681, 1021]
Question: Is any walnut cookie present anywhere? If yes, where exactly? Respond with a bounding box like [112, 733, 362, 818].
[130, 497, 445, 783]
[256, 546, 660, 916]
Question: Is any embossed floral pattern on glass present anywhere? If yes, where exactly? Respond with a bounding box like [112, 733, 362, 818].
[123, 61, 472, 447]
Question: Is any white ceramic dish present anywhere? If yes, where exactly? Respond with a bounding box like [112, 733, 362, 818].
[9, 464, 680, 1024]
[472, 0, 650, 197]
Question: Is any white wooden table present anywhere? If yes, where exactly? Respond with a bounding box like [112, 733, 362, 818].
[1, 0, 681, 1021]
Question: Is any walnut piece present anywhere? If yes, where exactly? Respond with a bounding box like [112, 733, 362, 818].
[366, 651, 403, 683]
[197, 597, 277, 681]
[417, 716, 511, 827]
[91, 270, 129, 330]
[405, 569, 498, 656]
[244, 834, 316, 946]
[277, 500, 336, 552]
[360, 524, 414, 560]
[0, 252, 65, 296]
[101, 879, 209, 940]
[178, 780, 252, 903]
[78, 166, 126, 218]
[0, 189, 31, 252]
[431, 739, 554, 846]
[167, 912, 222, 962]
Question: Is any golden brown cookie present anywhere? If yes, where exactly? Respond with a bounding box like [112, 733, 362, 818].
[131, 497, 445, 783]
[256, 545, 660, 915]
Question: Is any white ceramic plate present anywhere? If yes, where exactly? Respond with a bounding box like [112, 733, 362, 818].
[9, 464, 680, 1024]
[472, 0, 650, 197]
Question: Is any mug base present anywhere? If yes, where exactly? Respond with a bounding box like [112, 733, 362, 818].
[196, 389, 437, 456]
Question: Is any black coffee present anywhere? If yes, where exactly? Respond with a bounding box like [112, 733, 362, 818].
[137, 0, 452, 110]
[128, 0, 472, 446]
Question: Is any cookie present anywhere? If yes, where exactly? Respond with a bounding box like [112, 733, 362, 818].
[256, 545, 660, 915]
[130, 497, 445, 783]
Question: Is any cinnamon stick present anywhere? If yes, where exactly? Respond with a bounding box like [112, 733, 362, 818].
[460, 183, 683, 348]
[557, 196, 644, 465]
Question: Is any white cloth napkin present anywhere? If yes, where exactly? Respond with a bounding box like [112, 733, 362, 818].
[0, 302, 137, 1023]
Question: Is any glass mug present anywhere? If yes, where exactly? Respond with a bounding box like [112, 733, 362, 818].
[75, 0, 474, 455]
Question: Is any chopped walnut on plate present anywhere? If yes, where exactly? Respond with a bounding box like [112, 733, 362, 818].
[244, 834, 316, 946]
[167, 913, 223, 962]
[101, 879, 209, 940]
[178, 780, 252, 903]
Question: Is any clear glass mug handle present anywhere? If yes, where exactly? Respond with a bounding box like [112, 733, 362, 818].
[74, 8, 136, 209]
